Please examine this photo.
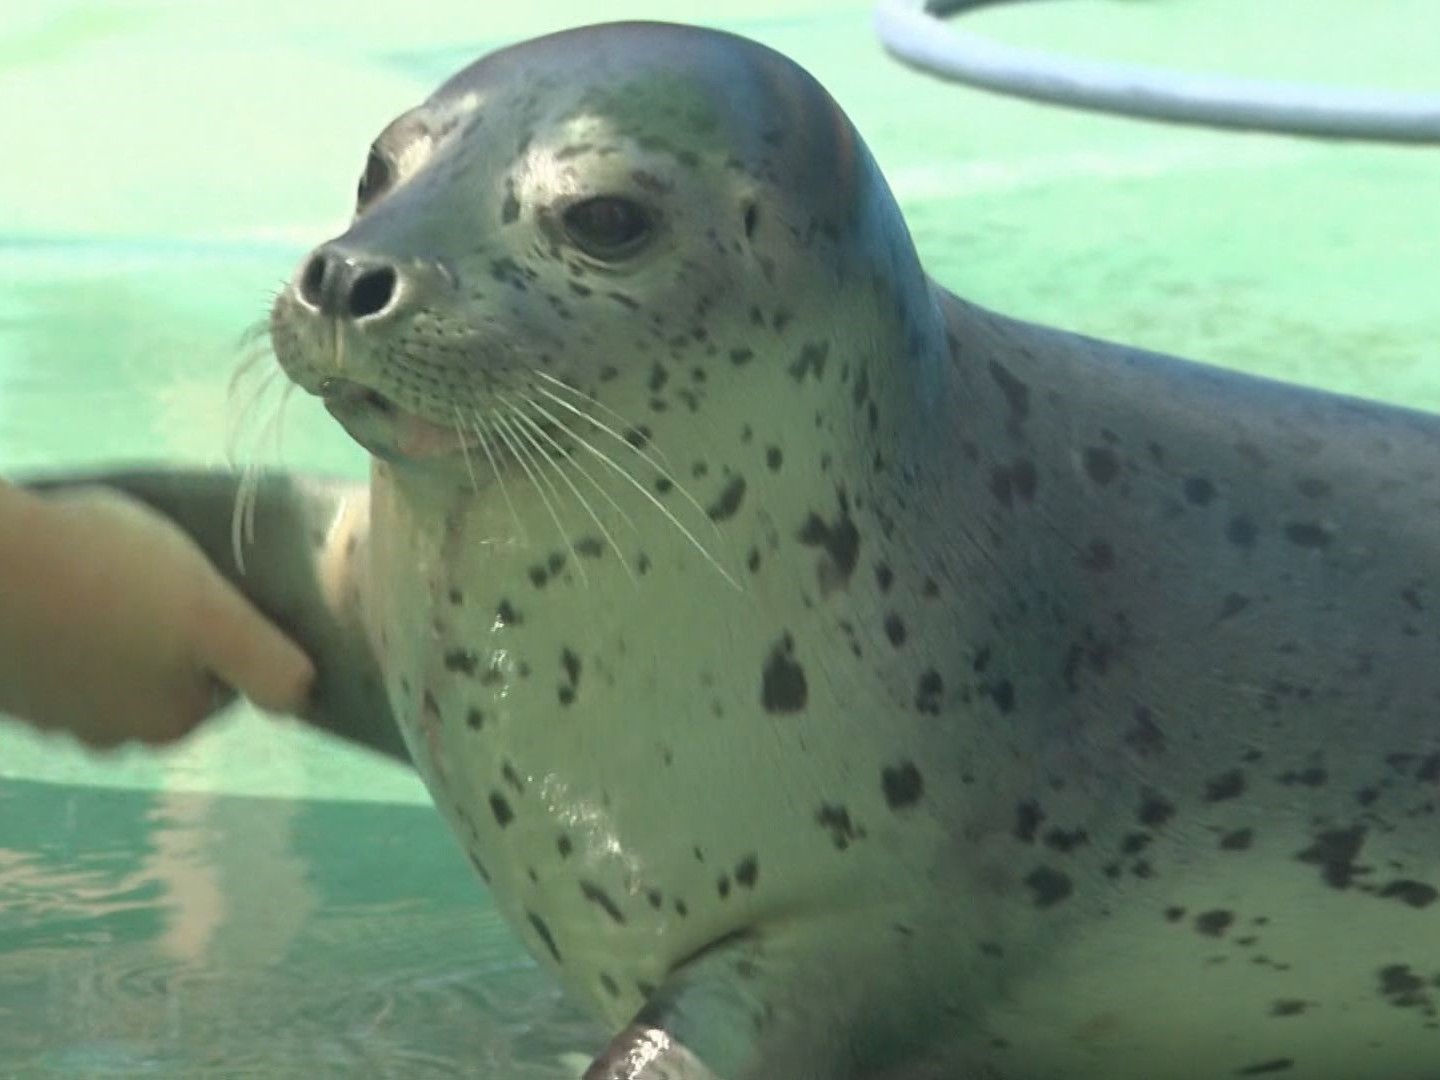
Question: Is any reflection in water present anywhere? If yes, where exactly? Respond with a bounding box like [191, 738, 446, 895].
[0, 779, 604, 1076]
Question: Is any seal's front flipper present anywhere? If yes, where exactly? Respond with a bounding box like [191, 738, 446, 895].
[583, 1026, 719, 1080]
[584, 933, 784, 1080]
[23, 468, 408, 764]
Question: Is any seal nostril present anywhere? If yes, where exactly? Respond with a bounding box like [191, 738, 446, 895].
[299, 253, 328, 307]
[349, 266, 397, 319]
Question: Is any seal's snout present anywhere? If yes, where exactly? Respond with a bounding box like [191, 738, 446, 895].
[295, 244, 401, 322]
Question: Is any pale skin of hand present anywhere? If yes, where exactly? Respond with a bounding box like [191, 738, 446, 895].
[0, 479, 315, 749]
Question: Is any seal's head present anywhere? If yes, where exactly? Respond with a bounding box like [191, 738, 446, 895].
[270, 21, 931, 471]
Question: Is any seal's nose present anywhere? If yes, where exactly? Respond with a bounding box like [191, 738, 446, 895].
[295, 244, 400, 320]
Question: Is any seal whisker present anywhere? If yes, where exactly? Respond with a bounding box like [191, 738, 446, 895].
[532, 369, 677, 470]
[515, 389, 643, 540]
[489, 409, 589, 586]
[231, 462, 261, 575]
[272, 378, 299, 462]
[467, 409, 529, 546]
[502, 394, 636, 582]
[523, 391, 739, 590]
[225, 359, 281, 465]
[451, 403, 481, 495]
[530, 384, 722, 539]
[254, 371, 292, 468]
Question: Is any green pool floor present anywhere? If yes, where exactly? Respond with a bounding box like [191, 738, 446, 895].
[1, 0, 1437, 1074]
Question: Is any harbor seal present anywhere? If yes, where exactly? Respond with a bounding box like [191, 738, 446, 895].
[39, 21, 1440, 1080]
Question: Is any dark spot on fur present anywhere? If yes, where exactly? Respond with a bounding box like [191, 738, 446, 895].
[1377, 963, 1429, 1009]
[1138, 791, 1175, 828]
[1226, 515, 1258, 549]
[527, 910, 562, 963]
[1083, 447, 1119, 485]
[817, 804, 863, 850]
[1183, 477, 1216, 506]
[465, 706, 484, 731]
[1195, 909, 1234, 936]
[988, 360, 1030, 424]
[580, 881, 626, 924]
[502, 761, 524, 793]
[1296, 826, 1367, 889]
[761, 634, 807, 713]
[788, 341, 829, 383]
[1045, 828, 1089, 854]
[915, 669, 944, 714]
[988, 678, 1016, 713]
[1236, 1059, 1294, 1075]
[444, 649, 479, 675]
[489, 792, 514, 827]
[1124, 708, 1167, 757]
[989, 460, 1040, 508]
[497, 599, 522, 626]
[884, 614, 907, 646]
[1015, 800, 1044, 843]
[1121, 833, 1151, 856]
[557, 834, 573, 858]
[797, 495, 861, 594]
[882, 762, 923, 809]
[743, 201, 759, 237]
[1220, 593, 1250, 620]
[1269, 1000, 1309, 1017]
[468, 850, 490, 883]
[1220, 828, 1254, 851]
[1024, 866, 1073, 907]
[501, 188, 520, 224]
[1278, 767, 1327, 787]
[707, 475, 747, 521]
[766, 446, 783, 472]
[735, 855, 759, 888]
[874, 563, 894, 592]
[1204, 770, 1246, 802]
[1284, 521, 1333, 549]
[1378, 880, 1438, 908]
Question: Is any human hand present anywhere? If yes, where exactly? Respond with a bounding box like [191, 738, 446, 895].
[0, 484, 315, 748]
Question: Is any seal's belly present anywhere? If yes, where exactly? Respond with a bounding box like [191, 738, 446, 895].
[365, 544, 777, 1026]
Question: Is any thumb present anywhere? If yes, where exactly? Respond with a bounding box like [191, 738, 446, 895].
[194, 573, 316, 714]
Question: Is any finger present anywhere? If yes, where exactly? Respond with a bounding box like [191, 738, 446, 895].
[193, 573, 316, 714]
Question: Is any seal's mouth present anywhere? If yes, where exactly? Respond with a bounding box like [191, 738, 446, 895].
[319, 378, 479, 462]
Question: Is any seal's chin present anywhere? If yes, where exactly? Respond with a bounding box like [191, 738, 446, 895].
[320, 380, 477, 463]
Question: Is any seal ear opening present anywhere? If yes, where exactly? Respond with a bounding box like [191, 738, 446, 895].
[742, 200, 760, 240]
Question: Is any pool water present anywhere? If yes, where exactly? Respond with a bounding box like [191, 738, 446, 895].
[2, 0, 1437, 1075]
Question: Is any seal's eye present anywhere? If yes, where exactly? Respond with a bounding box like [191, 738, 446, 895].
[562, 196, 653, 260]
[356, 150, 391, 211]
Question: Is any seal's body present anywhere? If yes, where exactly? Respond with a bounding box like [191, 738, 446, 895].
[53, 22, 1440, 1080]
